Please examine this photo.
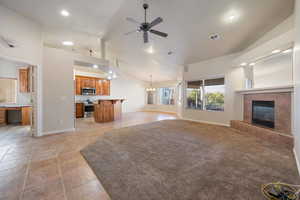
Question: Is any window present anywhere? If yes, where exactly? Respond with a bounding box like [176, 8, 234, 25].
[158, 88, 175, 105]
[0, 78, 17, 103]
[186, 78, 225, 111]
[186, 81, 203, 110]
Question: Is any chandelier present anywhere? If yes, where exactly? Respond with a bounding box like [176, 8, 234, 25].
[146, 75, 156, 92]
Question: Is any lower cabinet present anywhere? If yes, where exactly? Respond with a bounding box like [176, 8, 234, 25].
[21, 107, 32, 126]
[76, 103, 84, 118]
[0, 108, 6, 125]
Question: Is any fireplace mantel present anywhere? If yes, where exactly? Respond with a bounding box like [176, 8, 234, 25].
[236, 85, 294, 95]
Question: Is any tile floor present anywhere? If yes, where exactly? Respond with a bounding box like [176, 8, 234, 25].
[0, 112, 177, 200]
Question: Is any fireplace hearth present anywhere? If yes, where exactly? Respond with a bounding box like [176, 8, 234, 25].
[252, 101, 275, 128]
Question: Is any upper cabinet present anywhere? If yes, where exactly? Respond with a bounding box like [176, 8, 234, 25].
[75, 76, 110, 96]
[19, 68, 30, 93]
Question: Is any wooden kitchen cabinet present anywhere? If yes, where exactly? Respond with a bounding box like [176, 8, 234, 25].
[76, 103, 84, 118]
[21, 107, 32, 126]
[75, 77, 82, 95]
[19, 68, 30, 93]
[0, 108, 6, 125]
[96, 79, 110, 96]
[81, 77, 96, 88]
[75, 76, 110, 96]
[102, 80, 110, 96]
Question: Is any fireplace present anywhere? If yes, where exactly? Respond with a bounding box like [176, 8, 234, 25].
[252, 101, 275, 128]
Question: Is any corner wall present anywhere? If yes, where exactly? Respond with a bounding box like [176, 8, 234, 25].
[293, 0, 300, 173]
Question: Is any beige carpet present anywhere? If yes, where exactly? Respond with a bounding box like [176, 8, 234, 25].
[81, 120, 299, 200]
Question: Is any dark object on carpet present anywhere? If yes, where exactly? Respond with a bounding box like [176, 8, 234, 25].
[81, 120, 299, 200]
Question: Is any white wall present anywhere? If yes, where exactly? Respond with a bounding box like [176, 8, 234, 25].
[110, 74, 146, 113]
[0, 5, 42, 65]
[246, 15, 294, 51]
[253, 52, 293, 88]
[42, 47, 74, 134]
[293, 0, 300, 173]
[182, 54, 244, 126]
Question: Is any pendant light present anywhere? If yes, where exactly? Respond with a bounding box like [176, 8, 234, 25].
[146, 75, 156, 92]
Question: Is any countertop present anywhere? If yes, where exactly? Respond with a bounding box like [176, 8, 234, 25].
[0, 104, 32, 108]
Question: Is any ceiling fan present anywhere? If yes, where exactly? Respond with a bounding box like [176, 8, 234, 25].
[125, 3, 168, 43]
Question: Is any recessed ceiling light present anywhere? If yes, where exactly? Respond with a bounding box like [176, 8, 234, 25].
[240, 62, 247, 66]
[112, 74, 117, 79]
[93, 64, 98, 69]
[223, 11, 240, 24]
[61, 9, 70, 17]
[146, 45, 154, 54]
[249, 63, 256, 66]
[108, 70, 113, 74]
[62, 41, 74, 46]
[107, 76, 112, 80]
[228, 15, 236, 22]
[283, 49, 292, 54]
[272, 49, 281, 54]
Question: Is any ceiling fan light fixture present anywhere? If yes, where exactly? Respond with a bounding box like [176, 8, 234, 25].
[125, 3, 168, 44]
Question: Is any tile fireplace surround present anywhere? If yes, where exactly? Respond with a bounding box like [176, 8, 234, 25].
[230, 91, 293, 149]
[243, 92, 292, 135]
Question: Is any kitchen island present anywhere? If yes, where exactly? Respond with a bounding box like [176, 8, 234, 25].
[94, 99, 125, 123]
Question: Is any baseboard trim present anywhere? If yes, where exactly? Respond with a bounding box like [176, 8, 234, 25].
[42, 128, 75, 136]
[142, 110, 178, 115]
[181, 117, 230, 127]
[293, 148, 300, 176]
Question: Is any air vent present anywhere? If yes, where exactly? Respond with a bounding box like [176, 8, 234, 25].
[210, 34, 220, 40]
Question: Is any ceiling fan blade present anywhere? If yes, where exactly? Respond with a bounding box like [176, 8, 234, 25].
[124, 30, 138, 35]
[126, 17, 140, 24]
[150, 29, 168, 38]
[149, 17, 163, 29]
[143, 31, 149, 43]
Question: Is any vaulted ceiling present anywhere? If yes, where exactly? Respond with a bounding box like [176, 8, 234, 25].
[0, 0, 295, 82]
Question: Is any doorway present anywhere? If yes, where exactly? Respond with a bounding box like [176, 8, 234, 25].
[0, 57, 38, 137]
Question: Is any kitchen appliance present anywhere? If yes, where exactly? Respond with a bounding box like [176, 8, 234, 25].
[81, 88, 96, 96]
[84, 99, 94, 118]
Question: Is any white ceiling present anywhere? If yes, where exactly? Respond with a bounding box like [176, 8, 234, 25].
[0, 0, 295, 82]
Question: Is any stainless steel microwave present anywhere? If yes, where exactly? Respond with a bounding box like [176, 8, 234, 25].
[81, 88, 96, 96]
